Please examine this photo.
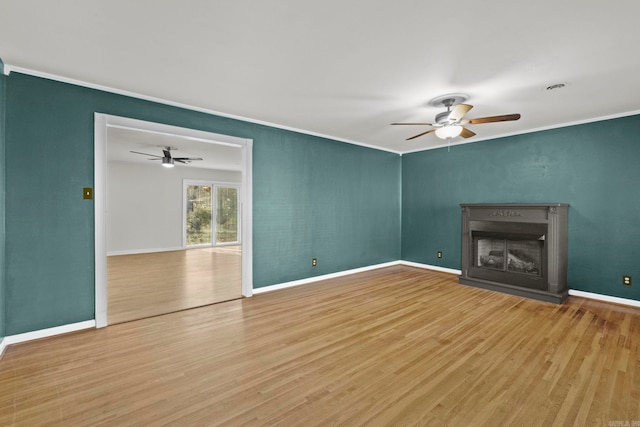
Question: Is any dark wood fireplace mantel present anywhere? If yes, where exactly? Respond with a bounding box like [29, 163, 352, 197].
[459, 203, 569, 303]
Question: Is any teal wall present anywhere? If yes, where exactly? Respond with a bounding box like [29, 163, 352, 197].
[4, 72, 401, 335]
[4, 68, 639, 337]
[0, 59, 6, 341]
[402, 115, 640, 300]
[253, 133, 401, 287]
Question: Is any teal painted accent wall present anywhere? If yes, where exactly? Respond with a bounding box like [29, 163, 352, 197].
[6, 68, 638, 337]
[402, 115, 640, 300]
[0, 59, 6, 340]
[5, 73, 401, 335]
[253, 134, 401, 287]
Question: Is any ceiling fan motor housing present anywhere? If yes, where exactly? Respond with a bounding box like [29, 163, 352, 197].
[431, 94, 468, 125]
[435, 111, 451, 125]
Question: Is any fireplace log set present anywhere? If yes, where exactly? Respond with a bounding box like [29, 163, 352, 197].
[459, 203, 569, 303]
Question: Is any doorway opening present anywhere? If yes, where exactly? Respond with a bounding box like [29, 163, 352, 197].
[95, 114, 253, 327]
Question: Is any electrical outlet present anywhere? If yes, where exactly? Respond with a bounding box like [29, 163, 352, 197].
[623, 275, 632, 286]
[312, 258, 318, 267]
[437, 251, 443, 259]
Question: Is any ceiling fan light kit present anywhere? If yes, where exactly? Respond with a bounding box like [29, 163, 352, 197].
[392, 93, 521, 142]
[435, 125, 463, 139]
[162, 157, 175, 168]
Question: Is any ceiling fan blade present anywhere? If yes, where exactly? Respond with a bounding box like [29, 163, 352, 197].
[466, 113, 521, 125]
[391, 122, 435, 126]
[130, 150, 162, 158]
[448, 104, 473, 122]
[406, 129, 437, 141]
[460, 127, 476, 138]
[174, 157, 203, 161]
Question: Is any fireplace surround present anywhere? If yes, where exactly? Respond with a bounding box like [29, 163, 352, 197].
[459, 203, 569, 303]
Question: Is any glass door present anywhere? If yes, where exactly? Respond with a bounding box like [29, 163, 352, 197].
[185, 184, 213, 246]
[216, 186, 239, 244]
[185, 181, 240, 247]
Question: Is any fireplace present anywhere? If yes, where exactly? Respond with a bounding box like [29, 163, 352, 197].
[459, 204, 569, 303]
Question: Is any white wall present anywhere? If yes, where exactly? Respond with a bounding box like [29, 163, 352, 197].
[107, 161, 241, 254]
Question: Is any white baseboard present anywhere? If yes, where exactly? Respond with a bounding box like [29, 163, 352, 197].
[252, 261, 401, 294]
[0, 267, 636, 359]
[0, 320, 96, 358]
[252, 260, 462, 295]
[400, 262, 640, 308]
[568, 290, 640, 308]
[253, 260, 640, 310]
[108, 246, 184, 256]
[398, 260, 462, 275]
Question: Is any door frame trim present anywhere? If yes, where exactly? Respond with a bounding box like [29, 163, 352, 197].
[94, 113, 253, 328]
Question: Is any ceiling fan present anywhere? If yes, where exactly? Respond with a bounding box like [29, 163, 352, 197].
[392, 95, 521, 141]
[130, 146, 203, 168]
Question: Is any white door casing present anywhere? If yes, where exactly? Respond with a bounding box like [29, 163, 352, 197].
[94, 113, 253, 328]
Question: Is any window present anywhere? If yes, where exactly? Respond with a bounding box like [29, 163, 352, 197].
[185, 181, 240, 247]
[216, 186, 238, 243]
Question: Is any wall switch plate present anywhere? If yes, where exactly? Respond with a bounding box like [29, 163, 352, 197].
[312, 258, 318, 267]
[83, 187, 93, 200]
[437, 251, 443, 259]
[623, 275, 632, 286]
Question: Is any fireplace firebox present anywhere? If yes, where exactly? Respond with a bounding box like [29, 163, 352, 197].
[459, 203, 569, 303]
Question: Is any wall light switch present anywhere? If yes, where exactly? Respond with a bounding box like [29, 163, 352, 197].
[623, 276, 632, 286]
[83, 187, 93, 200]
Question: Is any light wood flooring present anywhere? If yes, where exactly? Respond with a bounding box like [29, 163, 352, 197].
[1, 265, 639, 426]
[107, 246, 242, 324]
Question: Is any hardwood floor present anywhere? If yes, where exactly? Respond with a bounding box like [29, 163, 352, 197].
[107, 246, 242, 324]
[1, 265, 639, 426]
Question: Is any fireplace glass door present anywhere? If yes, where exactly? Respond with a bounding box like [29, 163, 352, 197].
[471, 230, 547, 289]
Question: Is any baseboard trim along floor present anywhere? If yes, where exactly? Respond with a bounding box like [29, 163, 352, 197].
[2, 261, 638, 358]
[0, 320, 96, 358]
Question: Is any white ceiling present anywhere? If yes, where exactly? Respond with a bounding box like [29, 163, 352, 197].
[107, 126, 243, 171]
[1, 0, 640, 153]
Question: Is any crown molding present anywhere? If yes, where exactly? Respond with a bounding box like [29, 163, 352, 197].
[4, 64, 402, 155]
[401, 108, 640, 155]
[6, 64, 639, 156]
